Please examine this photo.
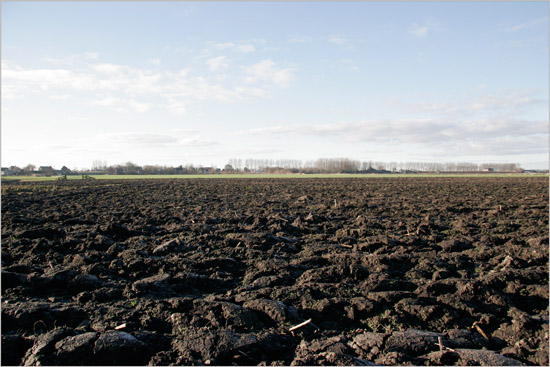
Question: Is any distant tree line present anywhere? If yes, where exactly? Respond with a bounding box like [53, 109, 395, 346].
[90, 160, 218, 175]
[2, 159, 534, 177]
[82, 158, 527, 174]
[224, 158, 524, 174]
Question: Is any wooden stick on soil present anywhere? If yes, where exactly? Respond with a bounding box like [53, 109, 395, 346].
[289, 318, 312, 332]
[435, 336, 455, 352]
[472, 321, 489, 340]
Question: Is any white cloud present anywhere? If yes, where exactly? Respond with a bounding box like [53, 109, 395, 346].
[49, 94, 72, 101]
[127, 99, 152, 113]
[234, 89, 548, 161]
[236, 117, 547, 156]
[327, 35, 352, 48]
[178, 137, 218, 147]
[409, 24, 429, 38]
[236, 44, 255, 53]
[289, 35, 312, 43]
[42, 56, 71, 65]
[214, 42, 235, 50]
[91, 96, 120, 107]
[340, 58, 359, 72]
[166, 100, 189, 116]
[3, 54, 294, 116]
[103, 132, 179, 147]
[42, 52, 99, 66]
[388, 89, 547, 122]
[243, 59, 294, 87]
[206, 56, 229, 71]
[238, 119, 451, 144]
[508, 16, 548, 32]
[213, 42, 254, 53]
[4, 61, 164, 99]
[92, 63, 124, 74]
[3, 66, 83, 91]
[97, 131, 217, 148]
[84, 52, 99, 60]
[91, 96, 151, 113]
[147, 58, 161, 66]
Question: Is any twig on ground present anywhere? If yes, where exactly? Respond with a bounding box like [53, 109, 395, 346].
[472, 321, 489, 340]
[489, 255, 514, 274]
[114, 323, 127, 330]
[289, 318, 312, 332]
[237, 350, 251, 359]
[435, 336, 455, 352]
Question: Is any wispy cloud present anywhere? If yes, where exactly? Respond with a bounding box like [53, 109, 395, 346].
[234, 90, 548, 159]
[236, 117, 547, 156]
[393, 90, 546, 117]
[288, 35, 313, 43]
[213, 42, 255, 53]
[206, 56, 229, 71]
[340, 58, 359, 72]
[236, 44, 255, 53]
[147, 58, 161, 66]
[409, 23, 429, 38]
[3, 54, 295, 114]
[97, 131, 217, 148]
[165, 100, 188, 116]
[409, 18, 440, 39]
[327, 35, 353, 49]
[103, 132, 179, 147]
[49, 94, 72, 101]
[42, 52, 99, 66]
[237, 119, 451, 144]
[243, 59, 295, 87]
[90, 96, 152, 113]
[507, 16, 548, 32]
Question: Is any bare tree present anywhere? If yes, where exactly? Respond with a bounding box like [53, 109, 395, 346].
[91, 160, 108, 172]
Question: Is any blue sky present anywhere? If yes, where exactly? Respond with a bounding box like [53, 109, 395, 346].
[2, 1, 548, 170]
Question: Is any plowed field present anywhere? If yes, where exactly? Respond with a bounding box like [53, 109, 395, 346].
[1, 177, 548, 365]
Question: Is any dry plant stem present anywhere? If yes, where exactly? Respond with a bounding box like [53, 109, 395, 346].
[472, 321, 490, 340]
[435, 336, 456, 353]
[289, 318, 312, 332]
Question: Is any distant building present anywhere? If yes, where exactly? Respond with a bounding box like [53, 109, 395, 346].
[60, 166, 72, 175]
[198, 167, 217, 174]
[483, 168, 495, 172]
[38, 166, 55, 176]
[1, 167, 12, 176]
[10, 166, 23, 175]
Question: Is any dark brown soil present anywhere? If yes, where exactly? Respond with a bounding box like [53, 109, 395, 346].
[1, 177, 548, 366]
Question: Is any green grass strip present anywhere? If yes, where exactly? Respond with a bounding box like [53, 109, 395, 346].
[2, 172, 546, 182]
